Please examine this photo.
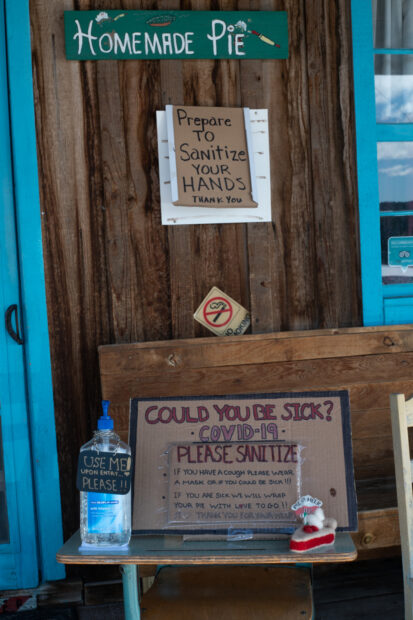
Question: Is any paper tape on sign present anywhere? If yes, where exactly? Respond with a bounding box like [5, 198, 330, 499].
[194, 286, 250, 336]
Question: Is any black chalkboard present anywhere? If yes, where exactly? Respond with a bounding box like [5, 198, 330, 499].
[76, 450, 132, 495]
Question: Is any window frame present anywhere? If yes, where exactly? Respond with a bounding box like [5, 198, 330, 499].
[351, 0, 413, 325]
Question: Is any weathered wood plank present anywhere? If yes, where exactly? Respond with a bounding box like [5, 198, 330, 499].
[180, 48, 249, 337]
[353, 508, 400, 550]
[352, 435, 395, 480]
[31, 0, 111, 537]
[157, 4, 196, 339]
[158, 0, 249, 340]
[305, 0, 361, 328]
[313, 554, 403, 604]
[100, 351, 413, 402]
[350, 408, 391, 439]
[241, 0, 319, 332]
[315, 591, 403, 618]
[99, 332, 413, 486]
[99, 327, 413, 374]
[97, 53, 171, 342]
[349, 381, 413, 410]
[140, 566, 313, 620]
[356, 478, 397, 512]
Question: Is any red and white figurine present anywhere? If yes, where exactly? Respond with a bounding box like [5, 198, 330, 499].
[289, 495, 337, 553]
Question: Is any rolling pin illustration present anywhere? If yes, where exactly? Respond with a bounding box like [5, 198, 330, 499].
[251, 29, 280, 47]
[234, 21, 281, 48]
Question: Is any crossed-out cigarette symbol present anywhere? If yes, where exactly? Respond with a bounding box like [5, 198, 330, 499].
[203, 296, 233, 327]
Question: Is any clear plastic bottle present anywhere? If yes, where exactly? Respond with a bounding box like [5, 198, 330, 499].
[80, 400, 131, 547]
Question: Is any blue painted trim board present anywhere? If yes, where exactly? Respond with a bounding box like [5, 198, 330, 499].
[377, 125, 413, 141]
[351, 0, 383, 325]
[374, 48, 413, 54]
[382, 283, 413, 298]
[5, 0, 64, 581]
[384, 297, 413, 324]
[0, 0, 38, 588]
[380, 211, 413, 217]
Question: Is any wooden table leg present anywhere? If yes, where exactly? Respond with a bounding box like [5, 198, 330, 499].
[120, 565, 140, 620]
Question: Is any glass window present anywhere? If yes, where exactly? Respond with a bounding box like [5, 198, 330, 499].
[0, 420, 9, 545]
[373, 0, 413, 49]
[377, 141, 413, 206]
[381, 215, 413, 282]
[375, 54, 413, 122]
[378, 141, 413, 282]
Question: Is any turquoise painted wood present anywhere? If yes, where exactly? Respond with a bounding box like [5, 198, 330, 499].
[384, 298, 413, 325]
[351, 0, 383, 326]
[351, 1, 413, 326]
[121, 565, 141, 620]
[4, 0, 65, 582]
[382, 283, 413, 298]
[0, 0, 38, 589]
[380, 211, 413, 217]
[375, 48, 413, 54]
[377, 124, 413, 141]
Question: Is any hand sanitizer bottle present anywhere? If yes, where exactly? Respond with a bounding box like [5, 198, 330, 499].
[80, 400, 131, 546]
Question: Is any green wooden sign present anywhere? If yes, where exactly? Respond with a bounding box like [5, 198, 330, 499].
[64, 11, 288, 60]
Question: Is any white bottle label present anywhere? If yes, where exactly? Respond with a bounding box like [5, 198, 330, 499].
[87, 492, 123, 534]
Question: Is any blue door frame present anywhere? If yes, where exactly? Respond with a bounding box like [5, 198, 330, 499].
[351, 0, 413, 326]
[0, 0, 64, 587]
[0, 0, 38, 588]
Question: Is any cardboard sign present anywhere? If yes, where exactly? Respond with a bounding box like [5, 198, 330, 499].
[168, 441, 301, 526]
[194, 286, 251, 336]
[64, 11, 288, 61]
[76, 450, 132, 495]
[157, 109, 271, 225]
[129, 391, 357, 534]
[167, 106, 258, 208]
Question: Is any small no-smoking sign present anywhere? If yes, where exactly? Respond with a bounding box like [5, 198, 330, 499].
[203, 297, 233, 327]
[194, 287, 250, 336]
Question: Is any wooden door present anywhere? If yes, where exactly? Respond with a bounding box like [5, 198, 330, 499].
[0, 0, 39, 589]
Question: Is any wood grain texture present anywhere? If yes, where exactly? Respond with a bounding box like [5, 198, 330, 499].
[243, 0, 318, 332]
[352, 508, 401, 551]
[140, 565, 313, 619]
[100, 352, 413, 405]
[98, 326, 413, 372]
[99, 329, 413, 522]
[31, 0, 110, 532]
[305, 0, 361, 328]
[30, 0, 362, 542]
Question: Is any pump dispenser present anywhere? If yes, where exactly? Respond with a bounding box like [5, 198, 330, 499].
[98, 400, 114, 430]
[79, 400, 131, 547]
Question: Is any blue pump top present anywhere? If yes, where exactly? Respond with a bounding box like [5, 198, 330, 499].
[97, 399, 114, 430]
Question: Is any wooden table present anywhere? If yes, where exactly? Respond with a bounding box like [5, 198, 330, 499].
[57, 531, 357, 619]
